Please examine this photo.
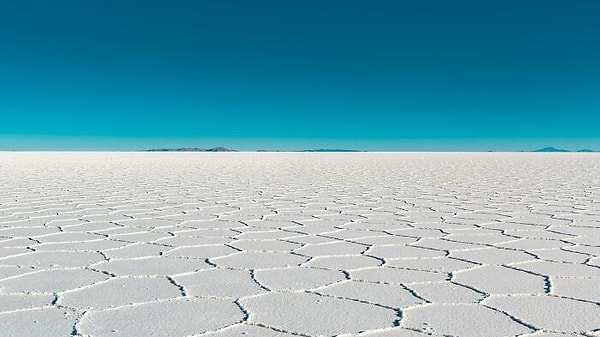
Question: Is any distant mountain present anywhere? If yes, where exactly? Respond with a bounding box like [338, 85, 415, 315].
[532, 147, 596, 153]
[147, 147, 236, 152]
[145, 147, 594, 153]
[300, 149, 361, 152]
[533, 147, 569, 152]
[205, 147, 236, 152]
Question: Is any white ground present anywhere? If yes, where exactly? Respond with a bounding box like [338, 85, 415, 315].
[0, 152, 599, 337]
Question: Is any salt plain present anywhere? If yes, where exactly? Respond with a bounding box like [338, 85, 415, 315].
[0, 152, 599, 337]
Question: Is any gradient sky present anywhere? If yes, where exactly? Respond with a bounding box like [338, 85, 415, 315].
[1, 0, 599, 151]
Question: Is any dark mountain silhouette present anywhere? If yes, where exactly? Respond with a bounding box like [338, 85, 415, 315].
[147, 147, 236, 152]
[533, 147, 569, 152]
[205, 147, 236, 152]
[145, 147, 594, 153]
[532, 147, 596, 153]
[255, 149, 361, 152]
[300, 149, 361, 152]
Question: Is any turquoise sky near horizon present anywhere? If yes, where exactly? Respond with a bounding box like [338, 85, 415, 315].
[1, 1, 599, 151]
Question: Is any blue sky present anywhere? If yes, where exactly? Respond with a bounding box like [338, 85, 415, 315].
[1, 0, 599, 151]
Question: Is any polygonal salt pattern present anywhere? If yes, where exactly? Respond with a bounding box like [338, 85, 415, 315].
[407, 281, 485, 304]
[0, 293, 54, 312]
[211, 251, 309, 269]
[484, 295, 600, 332]
[254, 267, 347, 291]
[350, 266, 448, 284]
[1, 152, 599, 336]
[58, 277, 183, 310]
[77, 298, 244, 337]
[241, 292, 399, 336]
[0, 268, 110, 293]
[314, 280, 425, 308]
[401, 303, 533, 337]
[0, 307, 78, 337]
[453, 265, 547, 295]
[91, 256, 209, 276]
[173, 269, 266, 298]
[200, 324, 299, 336]
[550, 277, 600, 303]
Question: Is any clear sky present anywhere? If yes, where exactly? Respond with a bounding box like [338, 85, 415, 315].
[1, 0, 599, 151]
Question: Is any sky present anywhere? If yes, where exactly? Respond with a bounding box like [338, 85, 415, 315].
[1, 0, 599, 151]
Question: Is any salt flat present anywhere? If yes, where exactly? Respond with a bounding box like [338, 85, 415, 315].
[0, 152, 599, 337]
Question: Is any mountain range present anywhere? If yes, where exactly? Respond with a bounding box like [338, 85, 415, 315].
[146, 147, 596, 153]
[533, 147, 596, 153]
[146, 147, 236, 152]
[147, 147, 361, 152]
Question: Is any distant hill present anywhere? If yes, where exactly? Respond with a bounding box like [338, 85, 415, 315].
[300, 149, 361, 152]
[145, 147, 595, 153]
[533, 147, 569, 152]
[147, 148, 359, 152]
[147, 147, 236, 152]
[532, 147, 596, 153]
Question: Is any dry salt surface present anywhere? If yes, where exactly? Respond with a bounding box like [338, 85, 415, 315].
[0, 152, 599, 337]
